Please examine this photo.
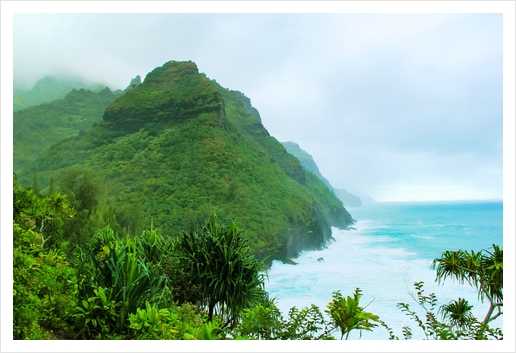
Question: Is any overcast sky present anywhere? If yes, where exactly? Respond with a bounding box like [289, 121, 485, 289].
[10, 8, 507, 202]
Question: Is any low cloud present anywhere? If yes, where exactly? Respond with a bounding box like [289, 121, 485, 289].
[12, 12, 504, 201]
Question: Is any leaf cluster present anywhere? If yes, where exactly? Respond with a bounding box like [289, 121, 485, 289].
[175, 212, 268, 326]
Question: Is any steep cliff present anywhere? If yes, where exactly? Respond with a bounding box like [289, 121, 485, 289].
[281, 141, 367, 208]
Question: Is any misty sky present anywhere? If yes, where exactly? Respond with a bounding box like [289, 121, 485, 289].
[9, 7, 508, 202]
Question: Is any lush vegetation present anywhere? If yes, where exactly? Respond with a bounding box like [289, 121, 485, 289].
[281, 141, 334, 192]
[14, 75, 109, 111]
[12, 60, 502, 340]
[13, 180, 503, 340]
[14, 87, 122, 172]
[17, 60, 353, 263]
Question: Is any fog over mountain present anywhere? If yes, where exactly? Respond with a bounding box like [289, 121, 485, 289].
[6, 5, 509, 202]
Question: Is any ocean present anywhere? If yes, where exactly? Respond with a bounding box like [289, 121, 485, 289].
[264, 200, 504, 340]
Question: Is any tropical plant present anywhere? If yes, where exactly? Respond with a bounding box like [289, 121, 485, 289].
[326, 288, 380, 339]
[431, 244, 503, 327]
[439, 297, 474, 330]
[129, 301, 180, 340]
[232, 299, 336, 340]
[136, 227, 172, 265]
[129, 301, 223, 340]
[390, 281, 503, 340]
[13, 179, 78, 339]
[175, 212, 267, 326]
[73, 227, 173, 338]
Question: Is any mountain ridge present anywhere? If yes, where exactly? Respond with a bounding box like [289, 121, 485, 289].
[14, 87, 123, 173]
[19, 60, 354, 262]
[14, 75, 111, 111]
[281, 141, 366, 208]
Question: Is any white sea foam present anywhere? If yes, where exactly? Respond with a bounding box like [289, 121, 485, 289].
[265, 217, 503, 340]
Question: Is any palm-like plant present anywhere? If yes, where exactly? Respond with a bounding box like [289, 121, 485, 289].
[136, 227, 172, 265]
[439, 297, 474, 330]
[75, 227, 172, 336]
[432, 244, 503, 325]
[326, 288, 379, 339]
[175, 212, 267, 327]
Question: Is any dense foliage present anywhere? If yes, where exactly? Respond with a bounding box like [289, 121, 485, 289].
[14, 87, 122, 173]
[281, 141, 334, 192]
[12, 180, 503, 340]
[13, 177, 78, 339]
[12, 60, 502, 341]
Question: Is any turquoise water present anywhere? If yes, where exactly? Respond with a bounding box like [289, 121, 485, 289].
[349, 201, 503, 260]
[264, 201, 503, 339]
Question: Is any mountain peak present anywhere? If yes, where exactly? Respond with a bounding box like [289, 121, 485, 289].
[124, 75, 142, 92]
[18, 60, 354, 263]
[103, 61, 224, 132]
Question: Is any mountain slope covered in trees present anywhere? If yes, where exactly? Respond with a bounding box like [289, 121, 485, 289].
[281, 141, 334, 191]
[14, 87, 123, 173]
[14, 75, 109, 111]
[281, 141, 363, 207]
[19, 60, 354, 262]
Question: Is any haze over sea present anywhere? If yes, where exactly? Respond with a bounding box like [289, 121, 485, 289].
[265, 200, 503, 340]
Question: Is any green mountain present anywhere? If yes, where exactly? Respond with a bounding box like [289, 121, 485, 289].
[20, 60, 354, 262]
[14, 75, 110, 111]
[14, 87, 123, 173]
[281, 141, 363, 207]
[124, 75, 142, 92]
[281, 141, 334, 191]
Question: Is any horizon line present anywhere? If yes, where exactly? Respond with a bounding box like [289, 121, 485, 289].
[373, 198, 503, 203]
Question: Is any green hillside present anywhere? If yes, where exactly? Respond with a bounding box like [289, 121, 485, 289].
[281, 141, 363, 207]
[281, 141, 334, 191]
[14, 87, 123, 173]
[14, 75, 109, 111]
[19, 60, 354, 262]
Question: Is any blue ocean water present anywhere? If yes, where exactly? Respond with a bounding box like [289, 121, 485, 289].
[264, 201, 503, 340]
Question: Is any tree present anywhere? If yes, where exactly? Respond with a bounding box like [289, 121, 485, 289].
[431, 244, 503, 326]
[175, 212, 267, 327]
[382, 245, 504, 340]
[13, 179, 78, 339]
[391, 281, 502, 340]
[14, 175, 75, 249]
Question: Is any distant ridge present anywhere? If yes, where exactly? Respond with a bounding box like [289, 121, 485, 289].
[281, 141, 364, 208]
[14, 87, 122, 173]
[14, 75, 109, 111]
